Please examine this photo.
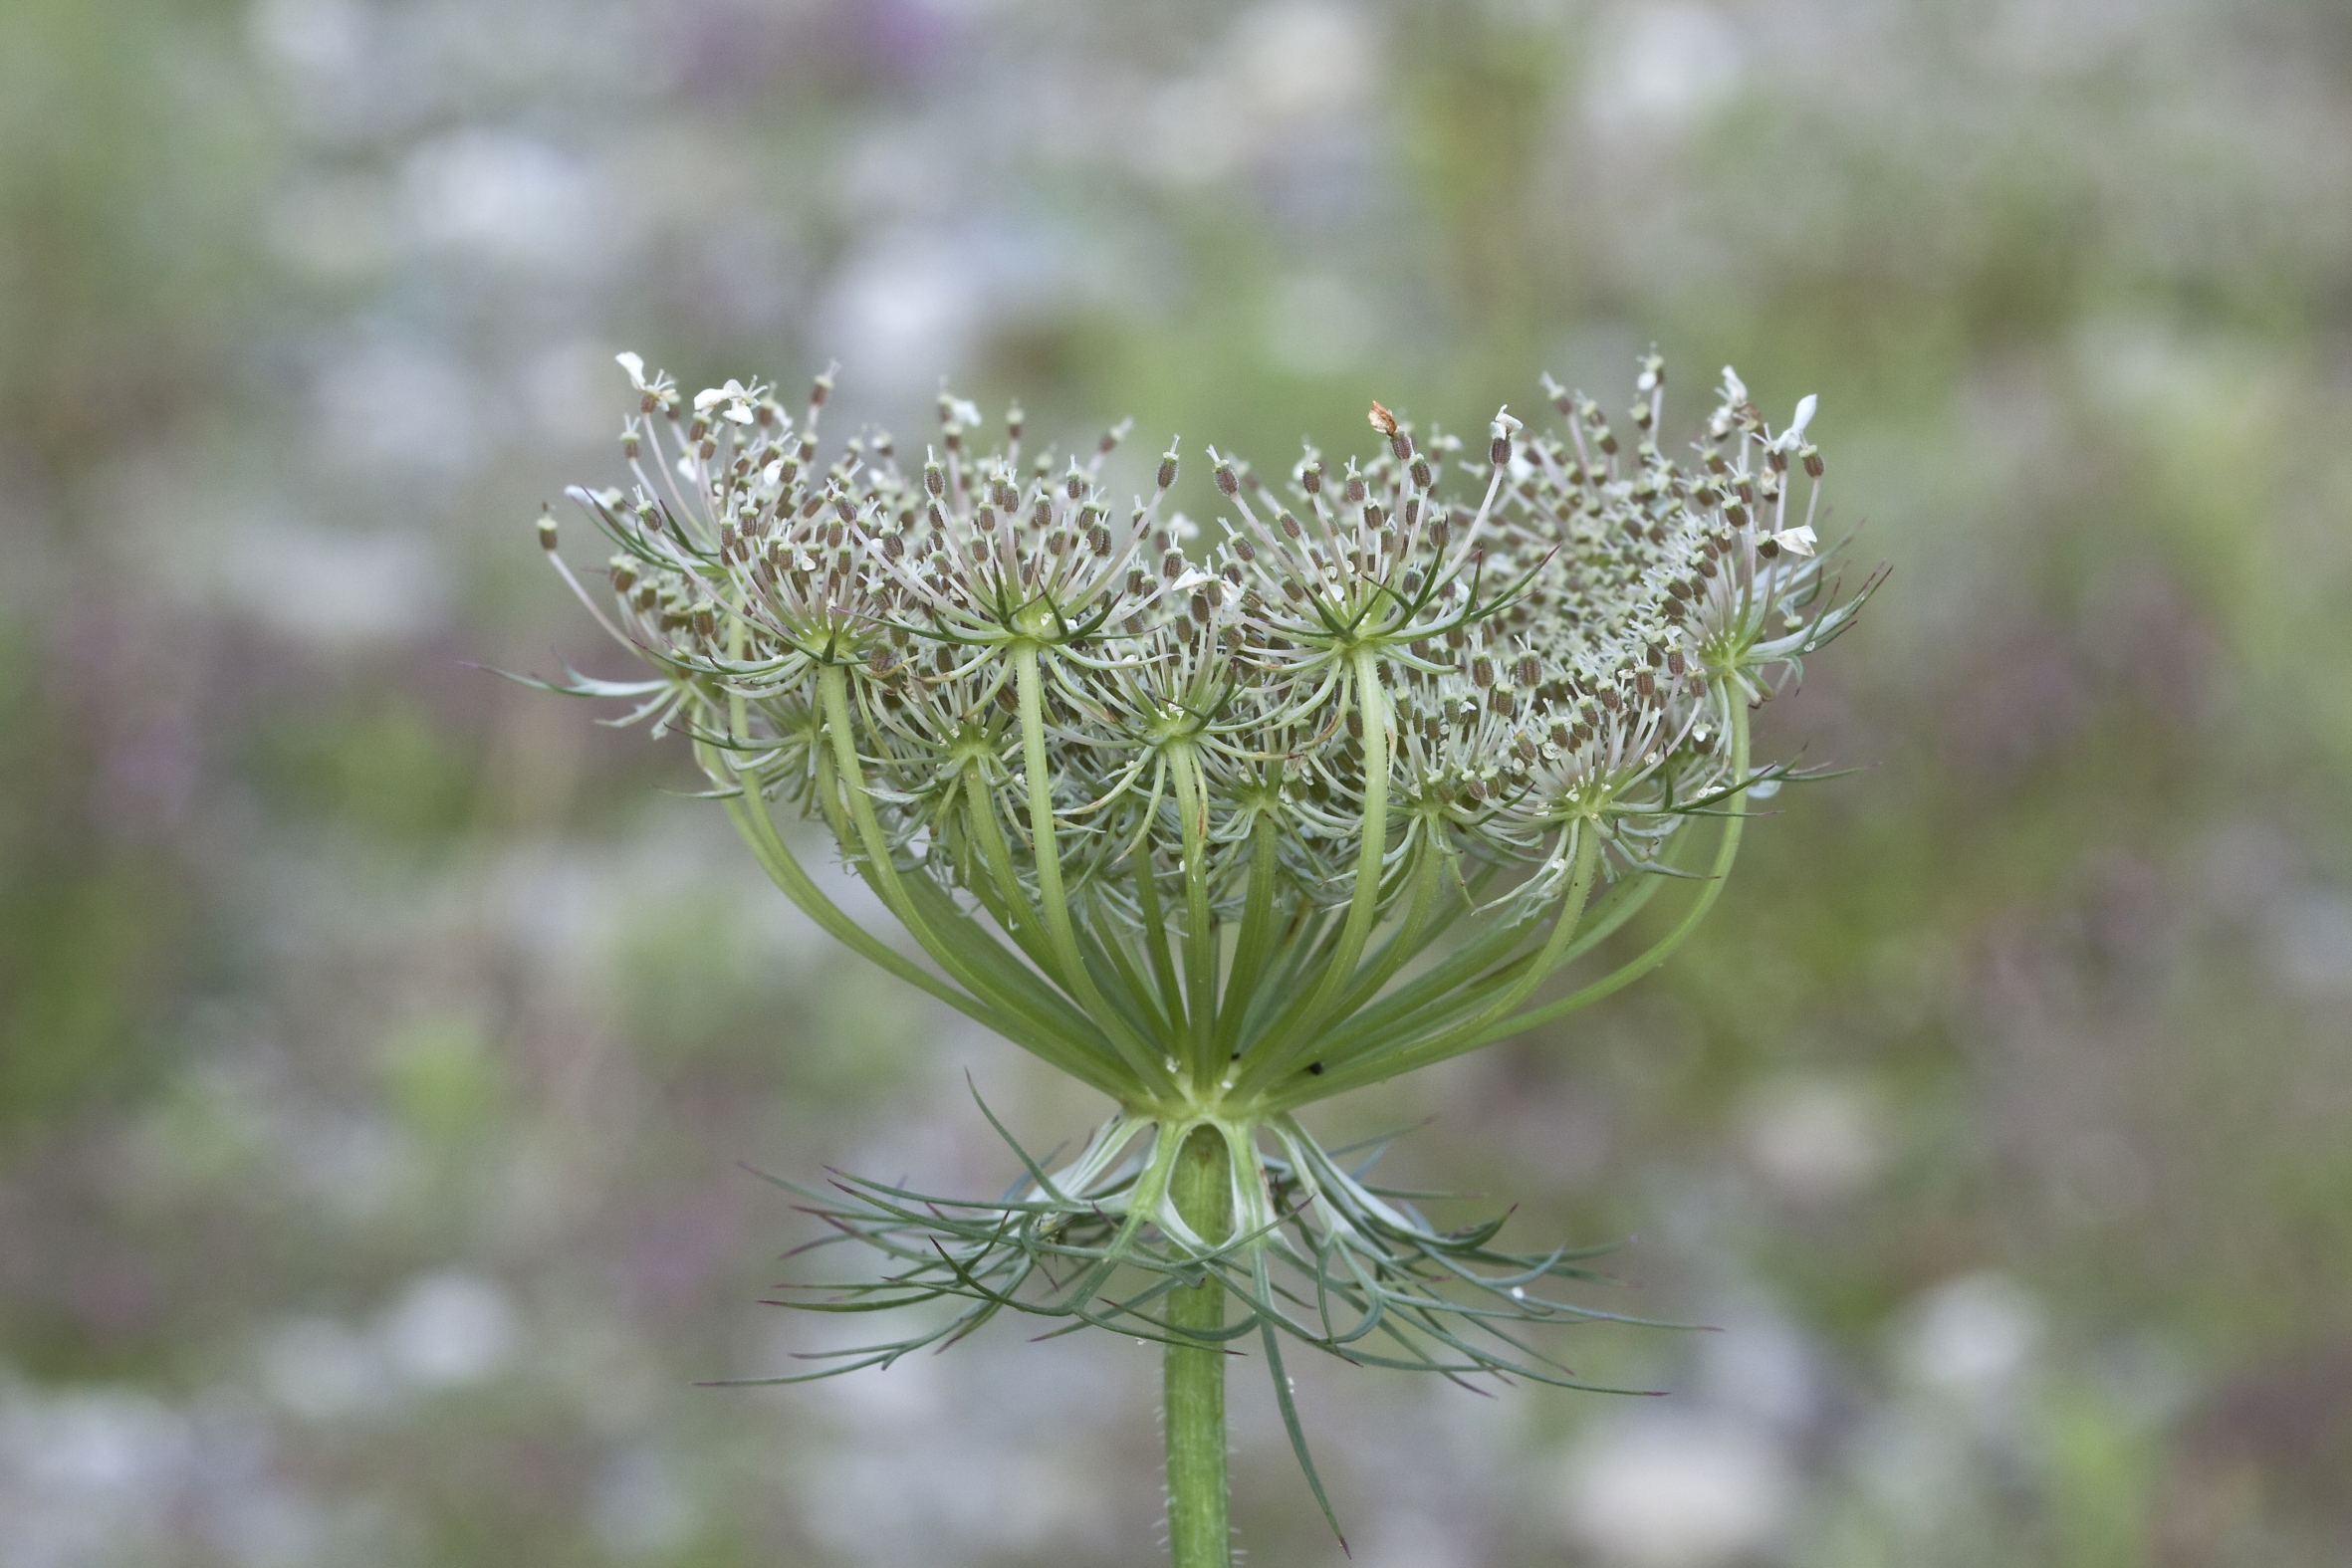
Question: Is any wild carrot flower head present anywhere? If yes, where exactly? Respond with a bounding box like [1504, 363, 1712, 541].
[532, 354, 1874, 1497]
[542, 353, 1863, 1104]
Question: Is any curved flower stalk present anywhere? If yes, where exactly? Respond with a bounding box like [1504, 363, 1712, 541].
[529, 351, 1876, 1564]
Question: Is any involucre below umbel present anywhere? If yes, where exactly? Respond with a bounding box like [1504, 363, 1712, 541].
[528, 350, 1876, 1547]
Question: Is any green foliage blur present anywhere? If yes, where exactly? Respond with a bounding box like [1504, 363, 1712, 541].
[2, 1, 2348, 1564]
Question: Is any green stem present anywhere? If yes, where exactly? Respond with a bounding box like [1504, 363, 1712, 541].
[1164, 1123, 1234, 1568]
[1233, 647, 1391, 1095]
[1014, 645, 1178, 1097]
[1288, 700, 1753, 1101]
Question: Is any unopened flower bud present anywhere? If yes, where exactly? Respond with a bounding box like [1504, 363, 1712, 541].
[537, 512, 559, 551]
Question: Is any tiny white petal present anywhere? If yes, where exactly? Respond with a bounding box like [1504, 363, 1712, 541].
[1720, 365, 1748, 404]
[693, 387, 726, 412]
[1786, 393, 1817, 442]
[1170, 567, 1218, 593]
[1770, 526, 1817, 558]
[762, 460, 784, 485]
[615, 351, 648, 389]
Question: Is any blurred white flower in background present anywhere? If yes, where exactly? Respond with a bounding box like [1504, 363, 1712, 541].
[1552, 1409, 1797, 1567]
[1738, 1073, 1890, 1203]
[376, 1271, 520, 1390]
[1897, 1270, 2043, 1402]
[1586, 3, 1744, 132]
[2265, 891, 2352, 999]
[400, 128, 603, 276]
[1137, 0, 1379, 185]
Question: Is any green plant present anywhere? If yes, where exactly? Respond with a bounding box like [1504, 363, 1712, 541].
[530, 351, 1869, 1565]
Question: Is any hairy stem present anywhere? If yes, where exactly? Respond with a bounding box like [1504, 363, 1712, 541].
[1164, 1123, 1234, 1568]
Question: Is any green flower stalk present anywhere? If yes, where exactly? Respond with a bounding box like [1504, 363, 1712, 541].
[530, 350, 1872, 1564]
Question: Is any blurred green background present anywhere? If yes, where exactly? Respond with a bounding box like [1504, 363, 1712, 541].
[4, 1, 2349, 1564]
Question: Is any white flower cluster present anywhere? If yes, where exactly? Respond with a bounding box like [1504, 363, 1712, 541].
[547, 353, 1861, 939]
